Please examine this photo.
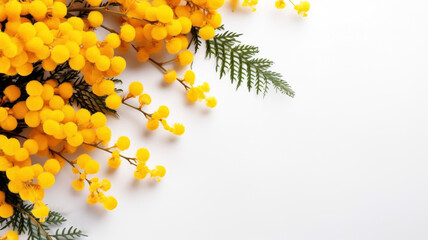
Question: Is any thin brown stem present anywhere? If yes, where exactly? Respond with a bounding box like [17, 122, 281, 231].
[122, 101, 152, 119]
[84, 143, 137, 166]
[50, 150, 92, 185]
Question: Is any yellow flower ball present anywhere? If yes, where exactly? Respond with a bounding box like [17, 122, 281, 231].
[4, 85, 21, 102]
[26, 96, 44, 111]
[110, 56, 126, 74]
[208, 12, 222, 28]
[43, 119, 61, 136]
[22, 139, 38, 155]
[67, 132, 84, 147]
[69, 54, 85, 71]
[72, 179, 84, 191]
[177, 50, 194, 66]
[88, 11, 103, 28]
[157, 105, 169, 118]
[51, 45, 70, 64]
[24, 111, 41, 128]
[102, 196, 117, 210]
[166, 19, 182, 36]
[190, 10, 205, 27]
[84, 160, 100, 174]
[184, 70, 196, 85]
[44, 159, 61, 175]
[96, 126, 111, 143]
[17, 22, 36, 41]
[206, 96, 217, 108]
[38, 172, 55, 188]
[14, 148, 29, 162]
[105, 94, 122, 110]
[151, 26, 167, 40]
[136, 148, 150, 162]
[41, 84, 54, 101]
[120, 24, 136, 42]
[57, 82, 73, 99]
[128, 81, 144, 97]
[115, 136, 130, 151]
[138, 93, 151, 106]
[156, 5, 173, 23]
[146, 119, 159, 131]
[49, 95, 65, 110]
[2, 138, 20, 156]
[163, 70, 177, 83]
[81, 31, 98, 48]
[95, 55, 111, 71]
[199, 26, 215, 40]
[76, 108, 91, 124]
[105, 33, 121, 49]
[29, 0, 47, 20]
[0, 204, 14, 218]
[90, 112, 107, 128]
[166, 38, 182, 54]
[52, 1, 67, 18]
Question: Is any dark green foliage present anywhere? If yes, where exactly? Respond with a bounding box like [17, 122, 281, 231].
[189, 27, 203, 52]
[204, 27, 295, 97]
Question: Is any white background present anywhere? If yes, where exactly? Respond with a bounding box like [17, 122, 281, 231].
[16, 0, 428, 239]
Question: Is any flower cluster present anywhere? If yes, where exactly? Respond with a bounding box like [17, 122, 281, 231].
[0, 0, 305, 238]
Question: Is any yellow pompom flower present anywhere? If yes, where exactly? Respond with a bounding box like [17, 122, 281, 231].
[52, 1, 67, 18]
[163, 70, 177, 83]
[120, 24, 136, 42]
[44, 159, 61, 175]
[88, 11, 103, 28]
[38, 172, 55, 188]
[275, 0, 286, 9]
[105, 94, 122, 110]
[146, 119, 159, 131]
[136, 148, 150, 162]
[4, 85, 21, 102]
[51, 45, 70, 64]
[85, 160, 100, 174]
[156, 5, 174, 23]
[206, 96, 218, 108]
[294, 1, 310, 17]
[115, 136, 130, 151]
[102, 196, 117, 210]
[199, 26, 215, 40]
[177, 51, 194, 66]
[128, 82, 144, 97]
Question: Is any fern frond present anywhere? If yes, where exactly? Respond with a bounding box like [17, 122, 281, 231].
[206, 28, 295, 97]
[51, 226, 88, 240]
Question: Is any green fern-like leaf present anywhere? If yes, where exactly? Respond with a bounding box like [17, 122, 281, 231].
[205, 28, 294, 97]
[51, 226, 88, 240]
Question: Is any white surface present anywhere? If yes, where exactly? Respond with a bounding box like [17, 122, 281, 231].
[43, 1, 428, 239]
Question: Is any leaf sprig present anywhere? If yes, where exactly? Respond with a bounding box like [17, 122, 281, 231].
[198, 27, 294, 97]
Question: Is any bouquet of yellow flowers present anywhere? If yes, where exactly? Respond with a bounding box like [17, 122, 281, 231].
[0, 0, 309, 239]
